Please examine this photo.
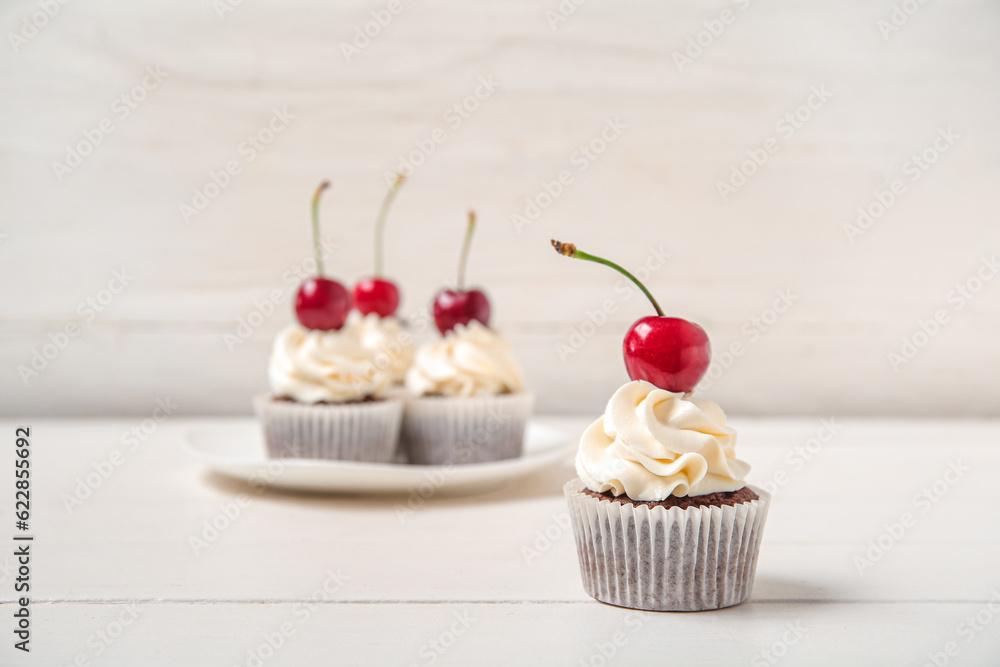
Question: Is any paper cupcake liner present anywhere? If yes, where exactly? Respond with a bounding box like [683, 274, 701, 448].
[253, 394, 403, 463]
[401, 392, 534, 465]
[565, 479, 770, 612]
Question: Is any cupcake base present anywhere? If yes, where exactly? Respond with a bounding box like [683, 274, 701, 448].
[401, 392, 534, 465]
[253, 394, 403, 463]
[565, 479, 770, 612]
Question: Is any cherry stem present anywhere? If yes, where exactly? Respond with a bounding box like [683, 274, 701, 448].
[311, 181, 331, 276]
[551, 239, 665, 317]
[457, 210, 476, 290]
[374, 172, 406, 277]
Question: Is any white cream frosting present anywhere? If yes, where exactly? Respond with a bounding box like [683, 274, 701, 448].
[268, 323, 390, 403]
[577, 381, 750, 500]
[405, 321, 525, 398]
[345, 311, 414, 385]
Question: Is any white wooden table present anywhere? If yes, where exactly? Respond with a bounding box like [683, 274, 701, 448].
[2, 416, 998, 666]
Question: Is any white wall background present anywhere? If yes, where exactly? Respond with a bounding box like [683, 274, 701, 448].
[2, 0, 999, 417]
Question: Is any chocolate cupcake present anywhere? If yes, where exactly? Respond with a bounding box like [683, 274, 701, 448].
[254, 323, 403, 462]
[401, 321, 533, 464]
[565, 380, 770, 612]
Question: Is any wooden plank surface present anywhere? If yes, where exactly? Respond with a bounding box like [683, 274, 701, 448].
[22, 601, 1000, 667]
[0, 417, 998, 664]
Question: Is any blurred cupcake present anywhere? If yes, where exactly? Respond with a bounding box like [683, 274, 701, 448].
[402, 321, 533, 464]
[565, 380, 769, 612]
[254, 323, 402, 462]
[401, 209, 533, 464]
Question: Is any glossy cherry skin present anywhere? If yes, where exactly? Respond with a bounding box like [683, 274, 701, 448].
[623, 316, 711, 393]
[432, 289, 490, 335]
[353, 277, 400, 317]
[295, 277, 351, 331]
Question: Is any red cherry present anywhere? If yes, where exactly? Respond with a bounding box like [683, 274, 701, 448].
[353, 277, 400, 317]
[296, 277, 351, 331]
[359, 173, 407, 318]
[552, 239, 713, 394]
[624, 316, 710, 393]
[433, 210, 490, 335]
[433, 289, 490, 334]
[292, 182, 351, 330]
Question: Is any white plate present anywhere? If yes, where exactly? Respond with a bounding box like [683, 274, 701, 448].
[183, 421, 576, 495]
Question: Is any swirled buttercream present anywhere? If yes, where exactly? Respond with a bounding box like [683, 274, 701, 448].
[405, 321, 524, 397]
[268, 323, 389, 403]
[345, 311, 414, 384]
[577, 380, 749, 500]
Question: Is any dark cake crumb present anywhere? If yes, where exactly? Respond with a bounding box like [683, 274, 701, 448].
[272, 395, 380, 405]
[582, 485, 758, 509]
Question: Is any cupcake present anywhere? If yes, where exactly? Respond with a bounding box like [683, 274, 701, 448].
[401, 210, 533, 465]
[565, 381, 768, 611]
[402, 321, 533, 464]
[255, 323, 402, 461]
[551, 238, 770, 611]
[254, 181, 403, 462]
